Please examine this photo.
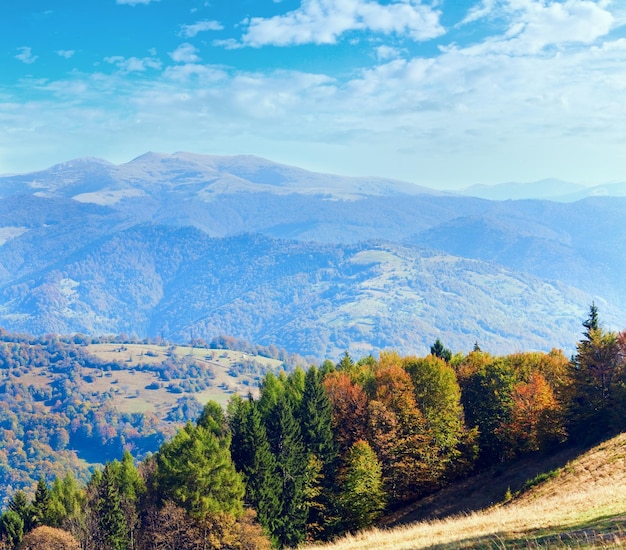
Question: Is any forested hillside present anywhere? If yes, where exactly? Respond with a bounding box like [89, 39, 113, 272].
[0, 330, 294, 504]
[0, 226, 605, 359]
[0, 307, 624, 549]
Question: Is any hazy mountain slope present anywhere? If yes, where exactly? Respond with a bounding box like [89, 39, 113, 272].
[0, 225, 597, 358]
[460, 178, 626, 202]
[460, 178, 586, 201]
[1, 152, 439, 202]
[409, 197, 626, 310]
[1, 153, 625, 358]
[0, 195, 130, 284]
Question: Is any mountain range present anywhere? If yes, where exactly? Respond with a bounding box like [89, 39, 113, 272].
[1, 152, 624, 359]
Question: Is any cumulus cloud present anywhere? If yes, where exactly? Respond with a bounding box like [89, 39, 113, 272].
[56, 50, 76, 59]
[240, 0, 445, 47]
[169, 43, 201, 63]
[15, 47, 38, 64]
[180, 20, 224, 38]
[105, 56, 162, 73]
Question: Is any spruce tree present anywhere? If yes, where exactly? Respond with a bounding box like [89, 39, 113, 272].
[31, 476, 52, 528]
[266, 392, 308, 548]
[430, 338, 452, 363]
[7, 490, 32, 532]
[570, 305, 620, 438]
[94, 463, 129, 550]
[583, 302, 599, 338]
[230, 396, 281, 542]
[300, 366, 337, 463]
[299, 366, 339, 539]
[0, 510, 24, 549]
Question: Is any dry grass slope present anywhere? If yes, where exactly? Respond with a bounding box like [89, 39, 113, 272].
[305, 433, 626, 549]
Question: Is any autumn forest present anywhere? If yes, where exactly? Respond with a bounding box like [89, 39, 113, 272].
[0, 305, 625, 549]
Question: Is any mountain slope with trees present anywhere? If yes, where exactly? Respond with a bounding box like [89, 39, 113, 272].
[1, 153, 625, 358]
[0, 226, 600, 358]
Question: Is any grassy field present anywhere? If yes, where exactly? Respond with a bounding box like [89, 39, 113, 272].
[88, 343, 283, 410]
[18, 343, 283, 417]
[303, 433, 626, 549]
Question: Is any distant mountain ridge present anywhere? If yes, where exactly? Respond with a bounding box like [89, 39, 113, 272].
[5, 152, 441, 202]
[460, 178, 626, 201]
[0, 153, 624, 359]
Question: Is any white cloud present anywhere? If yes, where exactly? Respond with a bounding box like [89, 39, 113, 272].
[459, 0, 498, 25]
[105, 56, 162, 73]
[376, 45, 403, 61]
[169, 43, 201, 63]
[56, 50, 76, 59]
[459, 0, 614, 55]
[4, 1, 626, 188]
[116, 0, 159, 5]
[180, 20, 224, 38]
[240, 0, 445, 47]
[15, 47, 38, 64]
[511, 0, 614, 52]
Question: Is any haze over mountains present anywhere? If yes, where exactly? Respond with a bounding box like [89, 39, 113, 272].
[1, 152, 624, 359]
[461, 178, 626, 202]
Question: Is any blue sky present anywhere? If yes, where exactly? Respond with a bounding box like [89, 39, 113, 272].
[2, 0, 626, 188]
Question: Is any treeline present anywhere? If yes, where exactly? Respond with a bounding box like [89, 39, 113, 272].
[1, 306, 626, 548]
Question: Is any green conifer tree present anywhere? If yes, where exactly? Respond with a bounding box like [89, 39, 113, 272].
[299, 365, 339, 539]
[31, 476, 52, 528]
[7, 490, 32, 532]
[570, 305, 620, 438]
[155, 419, 245, 520]
[49, 472, 86, 533]
[0, 510, 24, 549]
[94, 463, 129, 550]
[430, 338, 452, 363]
[229, 396, 281, 543]
[266, 392, 308, 548]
